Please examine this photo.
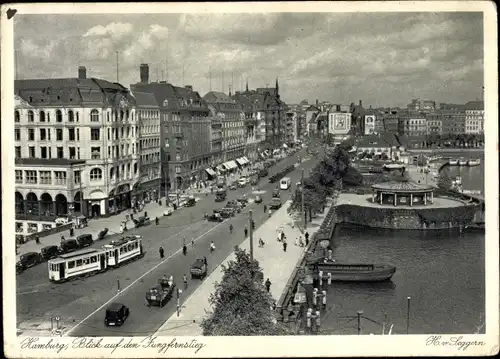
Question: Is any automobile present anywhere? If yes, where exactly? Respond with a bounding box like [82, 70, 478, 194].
[76, 233, 94, 248]
[228, 183, 237, 190]
[220, 208, 236, 217]
[254, 195, 263, 204]
[269, 198, 282, 210]
[190, 258, 208, 279]
[163, 206, 174, 216]
[185, 197, 196, 207]
[226, 200, 242, 213]
[207, 213, 224, 222]
[104, 303, 130, 327]
[133, 216, 151, 228]
[59, 239, 80, 254]
[40, 245, 60, 261]
[237, 178, 247, 187]
[236, 197, 249, 207]
[17, 252, 42, 270]
[272, 189, 281, 198]
[258, 169, 269, 178]
[97, 228, 109, 240]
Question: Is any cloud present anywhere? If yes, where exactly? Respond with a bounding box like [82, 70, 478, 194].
[14, 12, 484, 107]
[83, 22, 134, 39]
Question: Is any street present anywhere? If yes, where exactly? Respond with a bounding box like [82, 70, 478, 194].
[16, 148, 321, 336]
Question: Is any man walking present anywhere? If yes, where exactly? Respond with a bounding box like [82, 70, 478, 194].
[283, 240, 287, 252]
[265, 278, 271, 292]
[183, 274, 188, 290]
[305, 231, 310, 244]
[159, 246, 165, 259]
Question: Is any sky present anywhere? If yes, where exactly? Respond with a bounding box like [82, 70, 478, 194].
[14, 12, 484, 107]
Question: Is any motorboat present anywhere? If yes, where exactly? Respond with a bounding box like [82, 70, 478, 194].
[467, 159, 481, 167]
[312, 261, 396, 282]
[383, 163, 405, 170]
[448, 159, 459, 166]
[458, 158, 468, 166]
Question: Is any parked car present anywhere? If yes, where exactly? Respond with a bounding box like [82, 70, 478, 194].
[272, 189, 281, 198]
[40, 245, 60, 261]
[59, 239, 79, 254]
[258, 169, 269, 178]
[236, 197, 249, 207]
[185, 196, 196, 207]
[228, 183, 237, 190]
[163, 207, 174, 216]
[76, 233, 94, 248]
[190, 258, 208, 279]
[254, 195, 263, 204]
[237, 178, 247, 187]
[104, 303, 130, 327]
[133, 216, 151, 228]
[220, 208, 236, 217]
[207, 213, 224, 222]
[226, 200, 242, 213]
[18, 252, 43, 270]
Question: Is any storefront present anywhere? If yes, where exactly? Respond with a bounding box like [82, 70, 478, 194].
[223, 160, 238, 172]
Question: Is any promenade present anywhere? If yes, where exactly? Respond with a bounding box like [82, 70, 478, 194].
[154, 199, 331, 336]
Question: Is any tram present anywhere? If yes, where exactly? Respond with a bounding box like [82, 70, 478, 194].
[48, 235, 144, 283]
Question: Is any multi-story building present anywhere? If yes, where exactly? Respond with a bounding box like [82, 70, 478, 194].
[131, 91, 161, 205]
[285, 111, 298, 144]
[305, 105, 320, 136]
[131, 64, 213, 190]
[464, 101, 484, 134]
[425, 112, 443, 135]
[255, 79, 287, 146]
[441, 110, 466, 135]
[328, 112, 352, 144]
[204, 91, 246, 168]
[405, 112, 427, 136]
[15, 67, 139, 224]
[231, 91, 261, 162]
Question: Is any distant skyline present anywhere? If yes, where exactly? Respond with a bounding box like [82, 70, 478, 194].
[14, 12, 484, 107]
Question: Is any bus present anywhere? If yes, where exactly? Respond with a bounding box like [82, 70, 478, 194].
[280, 177, 291, 190]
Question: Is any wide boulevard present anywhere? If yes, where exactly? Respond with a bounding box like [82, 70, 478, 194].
[16, 146, 323, 336]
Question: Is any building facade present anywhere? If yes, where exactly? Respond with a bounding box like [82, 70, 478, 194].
[15, 68, 139, 221]
[285, 111, 298, 143]
[131, 91, 161, 205]
[441, 110, 466, 135]
[425, 112, 443, 135]
[328, 112, 352, 144]
[407, 98, 436, 113]
[131, 65, 213, 190]
[464, 101, 484, 134]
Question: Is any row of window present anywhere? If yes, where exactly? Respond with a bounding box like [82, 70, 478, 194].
[67, 255, 99, 269]
[119, 242, 139, 253]
[140, 153, 161, 165]
[16, 170, 80, 184]
[138, 125, 160, 135]
[109, 163, 139, 180]
[140, 138, 160, 150]
[15, 109, 141, 124]
[15, 146, 78, 160]
[15, 128, 85, 142]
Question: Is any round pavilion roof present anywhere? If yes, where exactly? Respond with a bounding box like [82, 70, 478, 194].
[371, 180, 434, 193]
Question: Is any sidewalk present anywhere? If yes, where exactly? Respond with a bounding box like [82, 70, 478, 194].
[405, 164, 438, 187]
[155, 199, 329, 336]
[15, 167, 255, 261]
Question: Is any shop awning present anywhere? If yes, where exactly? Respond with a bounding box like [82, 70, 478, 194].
[242, 156, 250, 164]
[216, 164, 226, 172]
[236, 157, 246, 166]
[205, 168, 217, 177]
[223, 160, 238, 170]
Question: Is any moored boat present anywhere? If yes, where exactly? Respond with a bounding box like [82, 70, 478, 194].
[383, 163, 405, 170]
[467, 159, 481, 166]
[458, 158, 468, 166]
[448, 159, 459, 166]
[314, 262, 396, 282]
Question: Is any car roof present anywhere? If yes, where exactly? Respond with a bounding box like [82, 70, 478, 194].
[107, 302, 124, 311]
[21, 252, 38, 257]
[42, 245, 58, 250]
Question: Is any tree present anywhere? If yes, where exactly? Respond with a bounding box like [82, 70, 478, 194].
[342, 166, 363, 187]
[201, 246, 289, 336]
[437, 171, 452, 191]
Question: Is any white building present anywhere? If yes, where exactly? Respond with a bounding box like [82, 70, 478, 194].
[328, 112, 352, 144]
[464, 101, 484, 134]
[14, 68, 140, 239]
[285, 111, 298, 143]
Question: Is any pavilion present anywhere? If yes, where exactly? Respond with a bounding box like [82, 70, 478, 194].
[371, 180, 434, 206]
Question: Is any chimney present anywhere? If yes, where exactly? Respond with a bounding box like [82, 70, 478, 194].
[359, 100, 362, 108]
[185, 85, 193, 91]
[78, 66, 86, 79]
[140, 64, 149, 83]
[316, 99, 319, 106]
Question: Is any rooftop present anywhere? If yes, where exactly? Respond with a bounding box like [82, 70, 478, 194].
[464, 101, 484, 111]
[131, 91, 159, 108]
[372, 180, 434, 193]
[15, 158, 86, 167]
[203, 91, 234, 104]
[357, 133, 399, 148]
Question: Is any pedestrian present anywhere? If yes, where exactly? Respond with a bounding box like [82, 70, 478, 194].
[299, 236, 304, 247]
[69, 227, 74, 237]
[155, 217, 159, 225]
[312, 288, 318, 306]
[294, 237, 298, 246]
[244, 227, 248, 238]
[265, 278, 271, 292]
[327, 272, 332, 286]
[305, 231, 310, 243]
[306, 308, 312, 333]
[191, 238, 195, 247]
[319, 270, 323, 287]
[182, 244, 187, 256]
[159, 246, 164, 259]
[311, 310, 317, 333]
[35, 236, 40, 245]
[328, 249, 333, 261]
[315, 310, 321, 332]
[281, 231, 286, 242]
[322, 290, 327, 310]
[203, 256, 207, 266]
[283, 240, 287, 252]
[60, 235, 65, 242]
[183, 274, 188, 289]
[263, 204, 267, 213]
[268, 209, 272, 218]
[259, 238, 265, 247]
[305, 235, 309, 247]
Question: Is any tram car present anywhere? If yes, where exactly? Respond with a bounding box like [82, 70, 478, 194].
[48, 235, 144, 283]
